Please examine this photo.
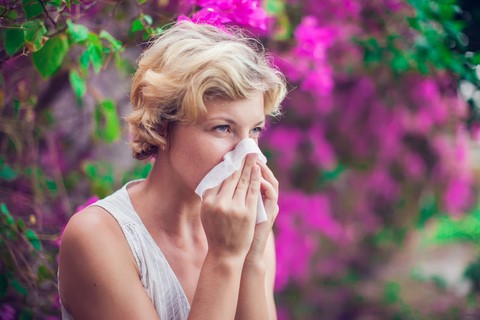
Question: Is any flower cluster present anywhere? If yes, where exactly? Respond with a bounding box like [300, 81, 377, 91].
[188, 0, 268, 32]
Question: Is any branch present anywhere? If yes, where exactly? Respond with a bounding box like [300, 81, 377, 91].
[39, 0, 56, 28]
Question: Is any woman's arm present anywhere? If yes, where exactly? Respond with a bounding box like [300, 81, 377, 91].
[59, 207, 160, 320]
[188, 153, 262, 319]
[235, 160, 280, 320]
[235, 232, 277, 320]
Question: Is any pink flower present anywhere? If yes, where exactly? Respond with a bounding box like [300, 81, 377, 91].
[189, 0, 268, 32]
[402, 152, 426, 179]
[275, 192, 343, 290]
[443, 176, 473, 216]
[291, 16, 336, 97]
[301, 66, 334, 98]
[308, 126, 336, 170]
[262, 127, 303, 172]
[294, 16, 335, 60]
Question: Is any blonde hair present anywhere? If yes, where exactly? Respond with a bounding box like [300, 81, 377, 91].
[127, 20, 287, 160]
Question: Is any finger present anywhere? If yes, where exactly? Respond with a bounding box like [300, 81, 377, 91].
[246, 164, 261, 210]
[217, 168, 242, 199]
[202, 183, 222, 201]
[233, 153, 257, 203]
[260, 178, 279, 223]
[257, 161, 279, 193]
[260, 177, 278, 202]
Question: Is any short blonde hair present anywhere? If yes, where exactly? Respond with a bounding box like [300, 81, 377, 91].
[127, 20, 287, 160]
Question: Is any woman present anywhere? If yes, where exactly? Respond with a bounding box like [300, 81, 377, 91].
[58, 20, 286, 319]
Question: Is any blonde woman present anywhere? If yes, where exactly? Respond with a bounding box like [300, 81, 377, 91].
[58, 20, 286, 319]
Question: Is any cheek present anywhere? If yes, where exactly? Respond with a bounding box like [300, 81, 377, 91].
[177, 140, 231, 187]
[195, 141, 232, 175]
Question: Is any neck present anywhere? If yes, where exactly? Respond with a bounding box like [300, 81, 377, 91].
[128, 155, 204, 240]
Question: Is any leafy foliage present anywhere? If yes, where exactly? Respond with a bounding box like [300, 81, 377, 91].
[1, 0, 480, 318]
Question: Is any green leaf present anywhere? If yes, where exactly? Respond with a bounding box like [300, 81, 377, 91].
[4, 27, 25, 56]
[89, 44, 103, 73]
[25, 228, 42, 251]
[130, 18, 144, 33]
[22, 0, 43, 19]
[65, 0, 71, 9]
[2, 6, 18, 19]
[391, 53, 409, 73]
[16, 218, 25, 232]
[319, 164, 345, 184]
[143, 14, 153, 26]
[0, 163, 17, 181]
[67, 20, 89, 43]
[48, 0, 62, 7]
[23, 20, 47, 52]
[10, 277, 27, 296]
[69, 70, 86, 101]
[32, 34, 69, 78]
[38, 264, 52, 282]
[406, 17, 421, 31]
[1, 203, 15, 226]
[79, 49, 90, 69]
[99, 30, 122, 52]
[266, 0, 284, 14]
[86, 33, 104, 73]
[94, 99, 121, 143]
[46, 179, 57, 192]
[138, 0, 147, 3]
[83, 162, 97, 178]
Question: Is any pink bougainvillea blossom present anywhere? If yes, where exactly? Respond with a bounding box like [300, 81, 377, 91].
[262, 127, 303, 172]
[443, 176, 473, 217]
[291, 16, 336, 97]
[275, 192, 343, 291]
[188, 0, 268, 32]
[307, 126, 336, 170]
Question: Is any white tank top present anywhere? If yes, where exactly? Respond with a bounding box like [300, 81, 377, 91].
[60, 180, 191, 319]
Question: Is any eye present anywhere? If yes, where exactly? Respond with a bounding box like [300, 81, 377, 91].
[250, 127, 264, 136]
[214, 125, 231, 133]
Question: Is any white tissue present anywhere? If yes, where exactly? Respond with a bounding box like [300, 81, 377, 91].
[195, 138, 268, 223]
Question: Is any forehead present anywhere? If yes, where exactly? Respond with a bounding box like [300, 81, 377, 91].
[201, 92, 265, 121]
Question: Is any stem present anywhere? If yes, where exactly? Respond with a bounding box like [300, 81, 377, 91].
[38, 0, 57, 28]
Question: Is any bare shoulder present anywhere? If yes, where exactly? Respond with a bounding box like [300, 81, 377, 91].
[59, 205, 158, 319]
[60, 205, 126, 252]
[59, 205, 132, 273]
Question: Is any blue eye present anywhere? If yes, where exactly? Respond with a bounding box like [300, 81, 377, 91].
[251, 127, 264, 136]
[214, 125, 230, 133]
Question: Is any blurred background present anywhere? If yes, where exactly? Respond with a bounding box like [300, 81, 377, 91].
[2, 0, 480, 319]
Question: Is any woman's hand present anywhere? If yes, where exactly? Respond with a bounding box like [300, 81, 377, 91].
[244, 160, 279, 265]
[200, 153, 261, 260]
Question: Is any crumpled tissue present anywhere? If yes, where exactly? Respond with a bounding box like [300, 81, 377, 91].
[195, 138, 268, 223]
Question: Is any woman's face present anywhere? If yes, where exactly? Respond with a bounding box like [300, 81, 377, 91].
[166, 91, 266, 193]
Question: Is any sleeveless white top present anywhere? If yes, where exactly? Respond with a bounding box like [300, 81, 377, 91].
[60, 180, 191, 319]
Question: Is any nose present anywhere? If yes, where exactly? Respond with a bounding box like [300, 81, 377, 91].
[229, 130, 254, 151]
[238, 129, 256, 143]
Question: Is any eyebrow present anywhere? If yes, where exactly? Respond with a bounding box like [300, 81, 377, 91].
[206, 117, 265, 127]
